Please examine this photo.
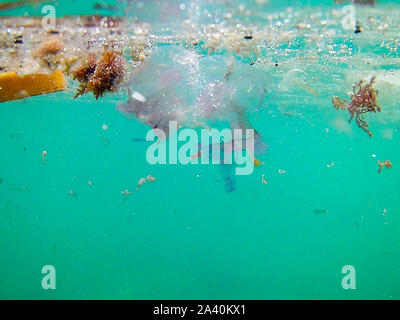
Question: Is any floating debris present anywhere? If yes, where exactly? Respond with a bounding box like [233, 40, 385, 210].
[41, 150, 47, 164]
[93, 2, 118, 11]
[146, 174, 156, 183]
[254, 158, 264, 167]
[0, 70, 66, 103]
[261, 174, 268, 185]
[131, 91, 146, 102]
[121, 189, 132, 201]
[136, 174, 156, 189]
[377, 160, 393, 173]
[295, 80, 319, 97]
[73, 50, 125, 99]
[278, 169, 286, 174]
[72, 53, 97, 93]
[32, 39, 64, 69]
[14, 34, 23, 45]
[313, 209, 328, 214]
[326, 162, 335, 168]
[332, 77, 381, 137]
[137, 177, 147, 188]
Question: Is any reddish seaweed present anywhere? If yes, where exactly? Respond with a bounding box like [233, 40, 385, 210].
[332, 76, 381, 137]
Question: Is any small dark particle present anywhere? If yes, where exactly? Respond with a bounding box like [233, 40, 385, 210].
[274, 63, 279, 67]
[244, 35, 253, 40]
[93, 2, 118, 10]
[0, 66, 4, 71]
[47, 30, 59, 34]
[250, 61, 255, 65]
[355, 25, 362, 34]
[313, 209, 328, 214]
[14, 35, 23, 44]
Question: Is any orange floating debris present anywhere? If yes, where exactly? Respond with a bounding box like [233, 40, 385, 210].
[254, 157, 264, 167]
[0, 70, 66, 103]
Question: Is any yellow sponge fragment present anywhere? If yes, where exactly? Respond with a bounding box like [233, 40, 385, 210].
[0, 70, 66, 103]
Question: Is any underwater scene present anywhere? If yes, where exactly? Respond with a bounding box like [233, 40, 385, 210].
[0, 0, 399, 300]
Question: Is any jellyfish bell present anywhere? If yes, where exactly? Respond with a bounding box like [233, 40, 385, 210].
[119, 45, 271, 191]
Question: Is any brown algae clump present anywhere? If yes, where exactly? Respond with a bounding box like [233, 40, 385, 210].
[73, 50, 125, 99]
[72, 53, 97, 91]
[332, 76, 381, 137]
[377, 160, 393, 173]
[32, 39, 64, 69]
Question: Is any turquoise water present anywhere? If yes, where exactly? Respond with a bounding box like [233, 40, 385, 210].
[1, 0, 400, 300]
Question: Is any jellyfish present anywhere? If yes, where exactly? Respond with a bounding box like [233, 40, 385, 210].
[120, 45, 271, 191]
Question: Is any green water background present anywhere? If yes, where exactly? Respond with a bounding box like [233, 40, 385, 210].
[0, 0, 399, 299]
